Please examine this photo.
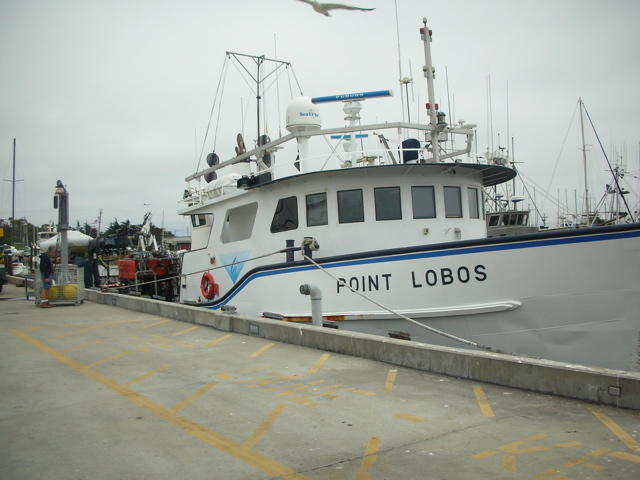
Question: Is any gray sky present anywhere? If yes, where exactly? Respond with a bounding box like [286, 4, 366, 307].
[1, 0, 639, 236]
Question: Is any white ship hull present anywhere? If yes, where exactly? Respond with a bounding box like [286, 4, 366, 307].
[189, 225, 640, 371]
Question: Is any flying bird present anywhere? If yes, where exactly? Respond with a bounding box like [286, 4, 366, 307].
[295, 0, 375, 17]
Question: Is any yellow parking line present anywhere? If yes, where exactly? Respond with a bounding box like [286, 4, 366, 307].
[45, 322, 119, 340]
[309, 353, 330, 373]
[250, 343, 274, 358]
[395, 413, 425, 422]
[208, 334, 232, 346]
[124, 364, 170, 387]
[141, 320, 170, 329]
[88, 351, 133, 368]
[172, 382, 218, 412]
[383, 369, 397, 393]
[357, 436, 382, 480]
[10, 329, 312, 480]
[62, 339, 105, 352]
[172, 326, 198, 337]
[472, 385, 495, 417]
[591, 409, 640, 453]
[243, 404, 288, 449]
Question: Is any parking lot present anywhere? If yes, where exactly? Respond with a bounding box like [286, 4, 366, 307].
[1, 282, 639, 479]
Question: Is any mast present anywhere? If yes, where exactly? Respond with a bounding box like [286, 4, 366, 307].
[579, 98, 590, 226]
[421, 18, 439, 163]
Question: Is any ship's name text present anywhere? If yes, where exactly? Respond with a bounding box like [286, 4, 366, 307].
[336, 265, 487, 293]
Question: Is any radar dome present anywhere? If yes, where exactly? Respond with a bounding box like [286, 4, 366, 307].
[286, 97, 321, 134]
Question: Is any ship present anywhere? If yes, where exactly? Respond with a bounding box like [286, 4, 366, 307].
[176, 18, 640, 371]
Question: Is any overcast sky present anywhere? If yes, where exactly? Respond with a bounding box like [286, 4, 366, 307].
[1, 0, 639, 237]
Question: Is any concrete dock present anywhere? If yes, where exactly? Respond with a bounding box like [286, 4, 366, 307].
[1, 281, 639, 479]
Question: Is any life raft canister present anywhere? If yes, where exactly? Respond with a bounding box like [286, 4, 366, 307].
[200, 272, 219, 300]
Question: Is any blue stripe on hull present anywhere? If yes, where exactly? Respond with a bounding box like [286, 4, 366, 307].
[200, 226, 640, 310]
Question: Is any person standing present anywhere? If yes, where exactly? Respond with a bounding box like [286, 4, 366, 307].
[39, 245, 56, 308]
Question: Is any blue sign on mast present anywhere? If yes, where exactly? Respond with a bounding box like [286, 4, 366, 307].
[311, 90, 394, 104]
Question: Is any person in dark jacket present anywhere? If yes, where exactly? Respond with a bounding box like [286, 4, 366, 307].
[39, 245, 56, 308]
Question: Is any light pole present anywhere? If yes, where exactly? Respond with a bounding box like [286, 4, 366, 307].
[54, 180, 69, 280]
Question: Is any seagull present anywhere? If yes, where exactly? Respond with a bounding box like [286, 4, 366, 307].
[295, 0, 375, 17]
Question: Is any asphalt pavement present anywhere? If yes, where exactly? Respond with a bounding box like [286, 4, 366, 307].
[1, 282, 639, 479]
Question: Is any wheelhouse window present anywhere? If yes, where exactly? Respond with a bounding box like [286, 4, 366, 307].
[337, 189, 364, 223]
[191, 214, 210, 228]
[488, 214, 500, 227]
[374, 187, 402, 221]
[306, 192, 328, 226]
[467, 187, 480, 219]
[221, 202, 259, 243]
[270, 196, 299, 233]
[444, 186, 462, 218]
[411, 186, 436, 219]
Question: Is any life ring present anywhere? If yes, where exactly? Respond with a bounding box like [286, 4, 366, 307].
[200, 272, 219, 300]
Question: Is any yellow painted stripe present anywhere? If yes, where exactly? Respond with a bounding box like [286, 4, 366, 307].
[171, 326, 198, 337]
[551, 441, 582, 448]
[207, 334, 232, 346]
[308, 353, 330, 373]
[357, 436, 382, 480]
[383, 369, 397, 393]
[394, 413, 425, 422]
[469, 450, 497, 460]
[141, 320, 170, 329]
[88, 351, 133, 368]
[250, 343, 274, 357]
[243, 404, 288, 449]
[62, 339, 105, 352]
[591, 409, 640, 453]
[172, 382, 218, 412]
[10, 329, 312, 480]
[212, 373, 235, 380]
[45, 322, 119, 340]
[533, 468, 560, 479]
[124, 364, 170, 387]
[501, 454, 516, 471]
[472, 385, 495, 417]
[560, 457, 587, 468]
[608, 451, 640, 463]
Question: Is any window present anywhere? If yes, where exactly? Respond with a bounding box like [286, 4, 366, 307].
[337, 189, 364, 223]
[468, 187, 480, 219]
[220, 202, 258, 243]
[444, 186, 462, 218]
[411, 186, 436, 219]
[191, 214, 210, 228]
[374, 187, 402, 221]
[306, 193, 328, 226]
[270, 196, 299, 233]
[488, 215, 500, 227]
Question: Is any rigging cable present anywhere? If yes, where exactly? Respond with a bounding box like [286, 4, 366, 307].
[583, 105, 636, 222]
[196, 55, 230, 173]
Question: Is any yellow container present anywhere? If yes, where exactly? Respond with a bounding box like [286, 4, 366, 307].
[48, 285, 60, 300]
[62, 284, 78, 300]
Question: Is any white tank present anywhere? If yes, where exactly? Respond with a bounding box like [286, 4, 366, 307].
[286, 97, 321, 134]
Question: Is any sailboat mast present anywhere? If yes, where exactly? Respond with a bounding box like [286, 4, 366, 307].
[579, 98, 590, 226]
[11, 138, 16, 243]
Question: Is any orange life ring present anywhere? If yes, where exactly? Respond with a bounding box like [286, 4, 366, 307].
[200, 272, 219, 300]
